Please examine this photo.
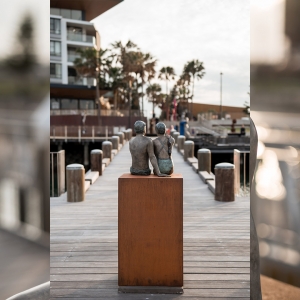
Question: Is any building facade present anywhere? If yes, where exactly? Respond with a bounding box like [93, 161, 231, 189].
[50, 0, 123, 114]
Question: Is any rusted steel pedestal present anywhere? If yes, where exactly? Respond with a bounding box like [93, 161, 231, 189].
[118, 174, 183, 294]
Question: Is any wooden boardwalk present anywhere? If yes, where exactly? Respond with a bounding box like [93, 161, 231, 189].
[50, 141, 250, 299]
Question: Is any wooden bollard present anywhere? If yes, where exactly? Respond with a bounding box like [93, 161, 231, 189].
[198, 148, 211, 173]
[122, 130, 128, 141]
[214, 163, 235, 202]
[170, 129, 176, 137]
[116, 132, 124, 145]
[126, 129, 132, 140]
[66, 164, 85, 202]
[90, 149, 103, 176]
[102, 141, 112, 160]
[177, 135, 186, 152]
[184, 141, 194, 161]
[111, 136, 120, 150]
[173, 132, 179, 145]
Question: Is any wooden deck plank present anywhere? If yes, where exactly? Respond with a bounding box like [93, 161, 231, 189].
[50, 140, 250, 298]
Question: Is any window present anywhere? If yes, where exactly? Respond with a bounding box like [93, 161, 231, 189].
[61, 99, 78, 110]
[71, 10, 82, 20]
[50, 18, 61, 34]
[50, 8, 60, 15]
[50, 63, 62, 78]
[80, 100, 94, 110]
[50, 8, 83, 20]
[50, 99, 60, 110]
[50, 41, 61, 56]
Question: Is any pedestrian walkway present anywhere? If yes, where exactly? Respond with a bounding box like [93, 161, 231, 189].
[50, 141, 250, 299]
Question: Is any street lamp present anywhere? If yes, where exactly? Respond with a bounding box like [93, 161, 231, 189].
[220, 72, 223, 119]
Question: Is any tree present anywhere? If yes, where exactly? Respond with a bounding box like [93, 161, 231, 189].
[146, 83, 162, 117]
[158, 66, 176, 120]
[73, 48, 109, 124]
[183, 60, 205, 117]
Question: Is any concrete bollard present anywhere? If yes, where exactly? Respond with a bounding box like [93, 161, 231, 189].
[111, 136, 120, 150]
[214, 163, 235, 202]
[66, 164, 85, 202]
[198, 148, 211, 173]
[90, 149, 103, 176]
[173, 132, 179, 145]
[102, 141, 113, 160]
[177, 135, 186, 152]
[184, 141, 194, 161]
[116, 132, 125, 145]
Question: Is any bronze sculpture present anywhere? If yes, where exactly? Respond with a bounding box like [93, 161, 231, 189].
[153, 122, 175, 175]
[129, 121, 170, 177]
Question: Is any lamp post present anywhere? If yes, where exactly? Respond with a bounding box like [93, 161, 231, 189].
[220, 72, 223, 119]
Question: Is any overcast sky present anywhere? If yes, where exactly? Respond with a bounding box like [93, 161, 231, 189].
[93, 0, 250, 109]
[0, 0, 286, 110]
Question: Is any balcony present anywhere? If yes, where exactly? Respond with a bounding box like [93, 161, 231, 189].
[68, 76, 95, 86]
[68, 54, 81, 63]
[67, 32, 94, 44]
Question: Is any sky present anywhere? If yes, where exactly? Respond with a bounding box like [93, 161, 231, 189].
[93, 0, 250, 110]
[0, 0, 286, 111]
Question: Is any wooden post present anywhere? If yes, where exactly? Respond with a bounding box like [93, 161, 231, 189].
[90, 149, 103, 176]
[102, 141, 112, 160]
[173, 132, 179, 145]
[177, 135, 185, 152]
[116, 132, 125, 145]
[111, 136, 120, 150]
[126, 129, 132, 140]
[122, 130, 128, 141]
[233, 149, 240, 195]
[66, 164, 85, 202]
[198, 148, 211, 173]
[214, 163, 235, 202]
[184, 141, 194, 161]
[118, 174, 183, 293]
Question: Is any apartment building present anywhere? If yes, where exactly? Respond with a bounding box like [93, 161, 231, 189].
[50, 0, 123, 113]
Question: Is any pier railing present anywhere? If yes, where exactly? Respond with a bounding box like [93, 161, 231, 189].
[50, 125, 127, 141]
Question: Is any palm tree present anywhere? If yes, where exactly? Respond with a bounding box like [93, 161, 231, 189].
[107, 66, 124, 110]
[158, 66, 176, 120]
[146, 83, 162, 117]
[183, 60, 205, 117]
[73, 48, 109, 124]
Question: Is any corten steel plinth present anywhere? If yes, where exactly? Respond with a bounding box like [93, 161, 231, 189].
[118, 174, 183, 293]
[198, 148, 211, 173]
[90, 149, 103, 176]
[66, 164, 85, 202]
[111, 136, 120, 150]
[184, 141, 194, 161]
[102, 141, 112, 160]
[214, 163, 235, 202]
[116, 132, 124, 145]
[177, 135, 185, 152]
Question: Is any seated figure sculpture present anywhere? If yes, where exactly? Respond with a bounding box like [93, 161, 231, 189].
[129, 120, 169, 177]
[153, 122, 175, 175]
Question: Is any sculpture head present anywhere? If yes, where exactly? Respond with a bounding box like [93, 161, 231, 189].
[134, 120, 146, 135]
[155, 122, 166, 135]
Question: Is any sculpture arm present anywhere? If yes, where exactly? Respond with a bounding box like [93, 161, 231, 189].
[147, 139, 170, 177]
